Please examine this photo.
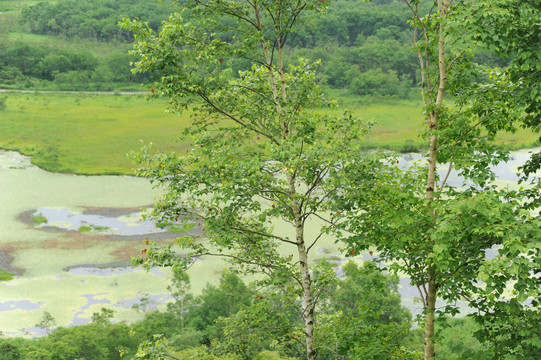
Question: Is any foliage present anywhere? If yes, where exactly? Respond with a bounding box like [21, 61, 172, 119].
[465, 0, 540, 130]
[0, 0, 489, 94]
[19, 0, 173, 41]
[0, 341, 22, 360]
[215, 288, 303, 358]
[131, 335, 236, 360]
[469, 0, 541, 211]
[185, 271, 253, 345]
[0, 263, 509, 360]
[122, 0, 379, 358]
[335, 1, 541, 359]
[349, 68, 406, 97]
[207, 260, 418, 359]
[314, 260, 418, 360]
[0, 0, 530, 102]
[22, 323, 139, 360]
[35, 311, 56, 335]
[0, 39, 150, 90]
[435, 317, 493, 360]
[321, 260, 411, 325]
[0, 269, 15, 281]
[166, 266, 193, 331]
[402, 317, 493, 359]
[91, 307, 116, 327]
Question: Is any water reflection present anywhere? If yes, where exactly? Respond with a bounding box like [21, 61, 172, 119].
[401, 147, 540, 187]
[33, 207, 164, 236]
[67, 266, 165, 277]
[0, 300, 42, 311]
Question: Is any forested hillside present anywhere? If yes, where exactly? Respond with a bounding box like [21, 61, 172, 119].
[0, 0, 439, 94]
[0, 0, 174, 90]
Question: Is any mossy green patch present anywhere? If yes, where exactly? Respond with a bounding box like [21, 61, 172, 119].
[168, 226, 184, 233]
[78, 226, 92, 232]
[33, 215, 47, 224]
[0, 269, 15, 281]
[156, 221, 171, 229]
[91, 225, 110, 231]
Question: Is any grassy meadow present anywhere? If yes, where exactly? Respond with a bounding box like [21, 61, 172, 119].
[0, 91, 538, 175]
[0, 92, 192, 174]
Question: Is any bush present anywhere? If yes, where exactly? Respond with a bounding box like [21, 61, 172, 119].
[349, 68, 401, 96]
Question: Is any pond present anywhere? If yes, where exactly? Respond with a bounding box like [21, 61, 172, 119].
[0, 149, 218, 337]
[0, 148, 538, 336]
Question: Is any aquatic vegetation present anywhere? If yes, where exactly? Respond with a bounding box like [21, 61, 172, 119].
[0, 269, 14, 281]
[0, 148, 537, 337]
[32, 214, 47, 224]
[32, 207, 165, 236]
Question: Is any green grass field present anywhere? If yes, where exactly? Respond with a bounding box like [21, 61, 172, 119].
[0, 92, 537, 174]
[0, 92, 192, 174]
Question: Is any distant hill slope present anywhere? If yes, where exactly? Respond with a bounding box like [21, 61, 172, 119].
[0, 0, 499, 94]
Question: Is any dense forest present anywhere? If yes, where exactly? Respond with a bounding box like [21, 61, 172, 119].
[2, 0, 438, 95]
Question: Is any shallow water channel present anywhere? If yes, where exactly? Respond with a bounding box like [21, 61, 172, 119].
[0, 148, 538, 336]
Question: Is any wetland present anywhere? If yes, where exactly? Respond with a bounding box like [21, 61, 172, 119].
[1, 145, 537, 336]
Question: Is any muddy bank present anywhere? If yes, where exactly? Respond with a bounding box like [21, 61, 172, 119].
[18, 207, 203, 241]
[0, 250, 23, 276]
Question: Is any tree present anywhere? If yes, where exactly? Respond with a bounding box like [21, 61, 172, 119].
[215, 288, 303, 358]
[335, 1, 541, 359]
[185, 271, 252, 345]
[213, 260, 417, 359]
[0, 342, 22, 360]
[35, 311, 56, 336]
[167, 266, 193, 331]
[131, 335, 236, 360]
[468, 0, 541, 209]
[122, 1, 374, 358]
[91, 307, 116, 327]
[314, 260, 417, 359]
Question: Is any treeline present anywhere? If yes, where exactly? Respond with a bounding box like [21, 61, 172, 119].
[0, 261, 491, 360]
[290, 0, 419, 96]
[0, 41, 150, 90]
[1, 0, 421, 94]
[19, 0, 173, 42]
[2, 0, 498, 95]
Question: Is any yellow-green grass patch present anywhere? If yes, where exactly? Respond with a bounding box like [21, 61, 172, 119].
[0, 93, 192, 174]
[1, 93, 537, 175]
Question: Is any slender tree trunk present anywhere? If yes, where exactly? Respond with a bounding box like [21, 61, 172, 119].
[288, 173, 317, 360]
[424, 272, 437, 359]
[297, 228, 316, 360]
[181, 296, 185, 330]
[424, 125, 438, 359]
[423, 2, 448, 359]
[256, 2, 316, 356]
